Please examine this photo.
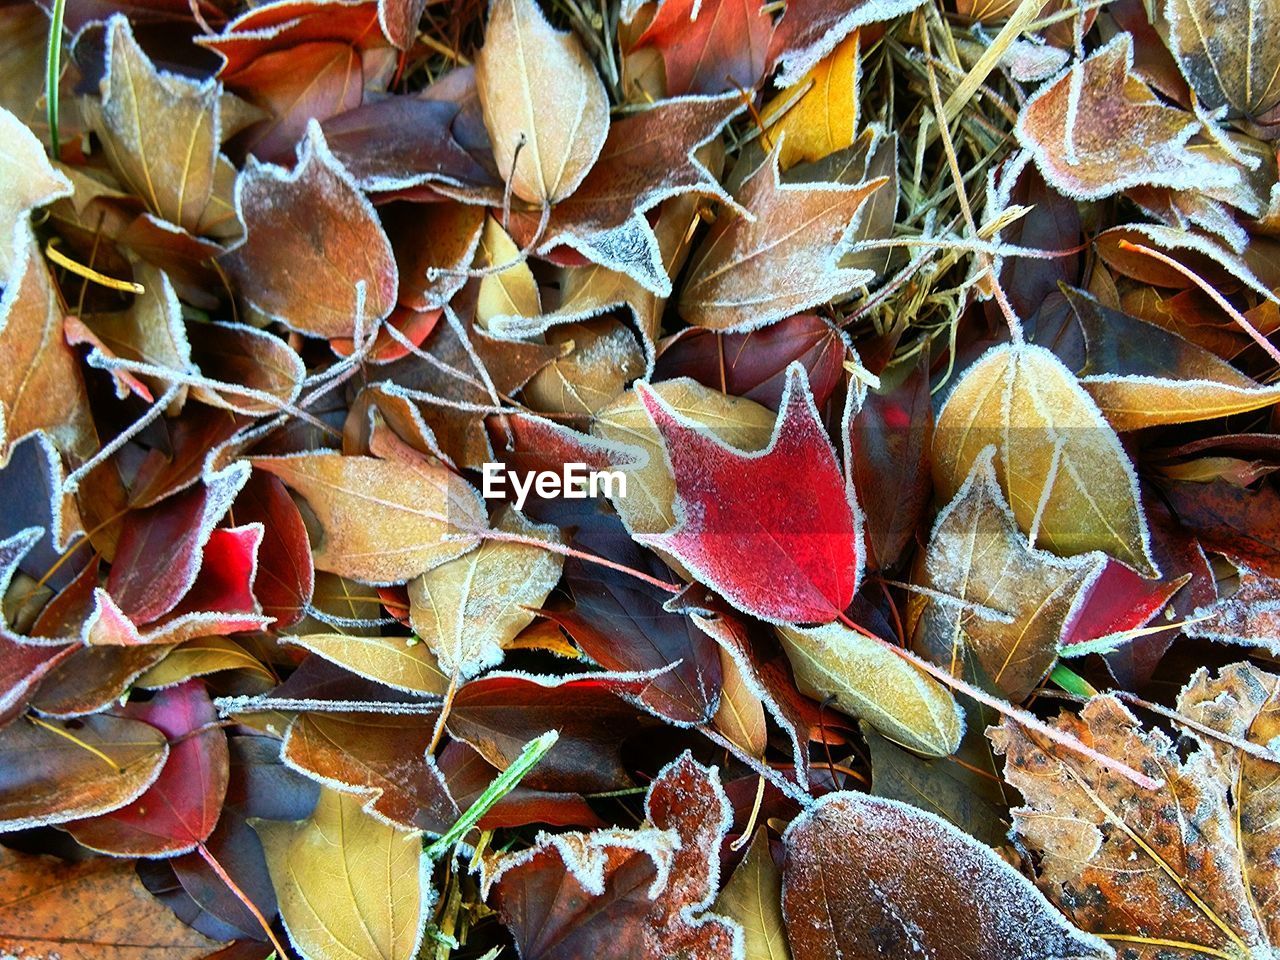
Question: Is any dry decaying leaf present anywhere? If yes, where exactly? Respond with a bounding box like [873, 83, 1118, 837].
[6, 0, 1280, 955]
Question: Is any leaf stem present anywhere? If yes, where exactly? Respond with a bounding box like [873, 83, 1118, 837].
[196, 841, 291, 959]
[833, 611, 1162, 790]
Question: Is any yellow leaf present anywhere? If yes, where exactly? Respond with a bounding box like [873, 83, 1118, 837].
[408, 506, 563, 680]
[777, 622, 963, 757]
[476, 215, 540, 328]
[255, 788, 432, 960]
[715, 828, 791, 960]
[760, 30, 860, 170]
[285, 634, 451, 696]
[251, 453, 486, 584]
[932, 343, 1157, 575]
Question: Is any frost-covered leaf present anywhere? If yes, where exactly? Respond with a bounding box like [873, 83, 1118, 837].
[485, 752, 741, 960]
[1066, 285, 1280, 429]
[634, 0, 772, 96]
[1178, 662, 1280, 945]
[283, 711, 459, 833]
[506, 92, 743, 294]
[768, 0, 926, 87]
[1166, 0, 1280, 120]
[0, 846, 219, 960]
[760, 31, 860, 171]
[408, 505, 562, 680]
[251, 452, 486, 584]
[592, 377, 775, 536]
[777, 621, 963, 756]
[284, 633, 452, 695]
[933, 342, 1157, 574]
[523, 318, 647, 416]
[225, 121, 398, 338]
[0, 714, 168, 831]
[1184, 566, 1280, 654]
[1018, 34, 1242, 201]
[65, 681, 229, 856]
[678, 149, 886, 331]
[715, 828, 790, 960]
[781, 791, 1111, 960]
[475, 0, 609, 205]
[992, 692, 1278, 959]
[636, 364, 862, 623]
[912, 448, 1104, 701]
[255, 786, 434, 960]
[0, 107, 70, 281]
[90, 16, 223, 234]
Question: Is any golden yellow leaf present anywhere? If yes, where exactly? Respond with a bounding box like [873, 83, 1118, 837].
[255, 787, 432, 960]
[715, 827, 791, 960]
[476, 215, 540, 328]
[712, 645, 768, 760]
[523, 319, 647, 416]
[285, 633, 451, 696]
[251, 452, 486, 584]
[932, 342, 1156, 575]
[408, 506, 563, 680]
[760, 30, 860, 170]
[777, 622, 963, 757]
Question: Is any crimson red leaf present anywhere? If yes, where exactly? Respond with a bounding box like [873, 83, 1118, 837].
[232, 472, 313, 629]
[637, 363, 862, 623]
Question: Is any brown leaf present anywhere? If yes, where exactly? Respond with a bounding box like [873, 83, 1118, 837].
[912, 448, 1103, 701]
[485, 752, 741, 960]
[0, 714, 169, 831]
[1017, 34, 1243, 200]
[282, 711, 459, 833]
[251, 452, 485, 584]
[678, 150, 886, 331]
[0, 846, 218, 960]
[781, 790, 1110, 960]
[225, 122, 398, 338]
[523, 319, 646, 417]
[1166, 0, 1280, 121]
[992, 691, 1277, 959]
[475, 0, 609, 205]
[90, 16, 225, 235]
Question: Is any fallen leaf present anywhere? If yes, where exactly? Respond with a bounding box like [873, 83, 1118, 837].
[1185, 565, 1280, 655]
[1166, 0, 1280, 121]
[225, 121, 398, 338]
[0, 713, 169, 831]
[1017, 33, 1243, 200]
[592, 376, 776, 536]
[284, 633, 451, 694]
[407, 505, 562, 679]
[0, 846, 219, 960]
[781, 790, 1111, 960]
[475, 0, 609, 205]
[760, 30, 860, 170]
[90, 16, 224, 234]
[912, 447, 1104, 701]
[66, 680, 229, 856]
[932, 342, 1157, 574]
[992, 690, 1278, 959]
[777, 621, 963, 756]
[255, 786, 433, 960]
[486, 752, 741, 960]
[636, 363, 862, 623]
[251, 451, 486, 584]
[0, 107, 71, 281]
[634, 0, 772, 96]
[715, 828, 790, 960]
[678, 149, 886, 331]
